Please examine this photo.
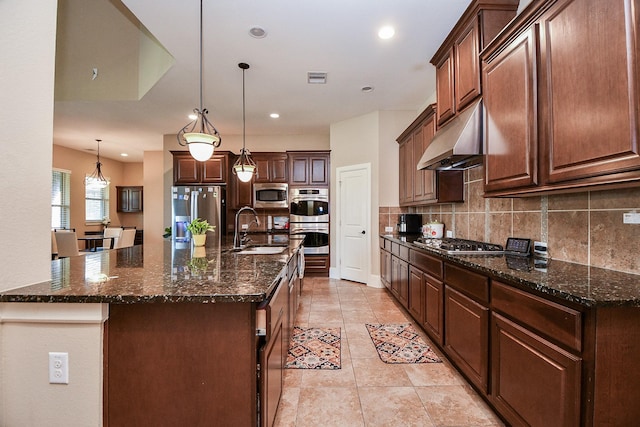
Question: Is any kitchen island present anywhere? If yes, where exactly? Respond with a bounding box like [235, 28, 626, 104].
[0, 237, 303, 427]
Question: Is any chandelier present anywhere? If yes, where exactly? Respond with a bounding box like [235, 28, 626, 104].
[85, 139, 109, 189]
[233, 62, 257, 182]
[176, 0, 221, 162]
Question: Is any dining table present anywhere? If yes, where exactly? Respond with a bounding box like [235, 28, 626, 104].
[77, 235, 114, 252]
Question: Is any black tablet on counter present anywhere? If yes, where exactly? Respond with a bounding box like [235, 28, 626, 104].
[504, 237, 532, 257]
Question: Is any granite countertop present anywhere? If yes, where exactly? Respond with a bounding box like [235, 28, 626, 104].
[382, 234, 640, 308]
[0, 236, 303, 304]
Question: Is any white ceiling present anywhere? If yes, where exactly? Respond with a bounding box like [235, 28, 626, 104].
[53, 0, 472, 162]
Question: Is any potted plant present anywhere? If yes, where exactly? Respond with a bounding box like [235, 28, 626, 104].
[186, 218, 215, 246]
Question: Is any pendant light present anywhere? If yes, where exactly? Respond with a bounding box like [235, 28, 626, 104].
[85, 139, 110, 189]
[177, 0, 221, 162]
[233, 62, 257, 182]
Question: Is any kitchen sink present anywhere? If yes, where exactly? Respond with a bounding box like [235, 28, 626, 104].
[233, 244, 288, 255]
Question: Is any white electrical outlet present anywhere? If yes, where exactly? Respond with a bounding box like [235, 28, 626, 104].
[446, 230, 453, 238]
[49, 352, 69, 384]
[384, 226, 394, 234]
[623, 212, 640, 224]
[241, 223, 249, 230]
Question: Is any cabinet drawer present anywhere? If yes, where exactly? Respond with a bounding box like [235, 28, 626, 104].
[391, 242, 410, 260]
[383, 238, 392, 251]
[410, 250, 443, 279]
[256, 276, 286, 340]
[491, 281, 582, 352]
[444, 263, 489, 304]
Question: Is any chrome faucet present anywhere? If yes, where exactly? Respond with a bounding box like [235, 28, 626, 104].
[234, 206, 260, 249]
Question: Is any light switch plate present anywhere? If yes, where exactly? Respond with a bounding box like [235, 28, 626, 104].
[623, 212, 640, 224]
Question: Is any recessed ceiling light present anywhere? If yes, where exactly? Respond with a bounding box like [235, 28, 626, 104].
[270, 113, 280, 119]
[378, 26, 395, 40]
[188, 113, 198, 120]
[361, 86, 375, 93]
[249, 26, 267, 38]
[120, 153, 129, 157]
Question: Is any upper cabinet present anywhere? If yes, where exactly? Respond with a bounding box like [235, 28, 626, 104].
[287, 151, 330, 187]
[116, 186, 143, 213]
[397, 105, 464, 206]
[482, 0, 640, 196]
[431, 0, 520, 127]
[172, 151, 229, 185]
[253, 152, 288, 183]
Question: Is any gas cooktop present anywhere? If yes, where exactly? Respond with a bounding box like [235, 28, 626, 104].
[413, 237, 504, 255]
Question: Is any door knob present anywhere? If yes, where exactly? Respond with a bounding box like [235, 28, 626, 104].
[361, 230, 366, 234]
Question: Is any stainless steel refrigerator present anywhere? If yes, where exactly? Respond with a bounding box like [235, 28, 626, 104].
[171, 185, 225, 245]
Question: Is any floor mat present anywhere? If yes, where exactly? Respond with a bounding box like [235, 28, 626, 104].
[365, 323, 442, 364]
[285, 326, 341, 369]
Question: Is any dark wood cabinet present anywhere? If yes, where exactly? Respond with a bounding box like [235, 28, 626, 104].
[408, 266, 425, 323]
[444, 285, 489, 393]
[482, 0, 640, 196]
[254, 153, 288, 183]
[391, 255, 409, 309]
[380, 247, 392, 289]
[116, 186, 143, 212]
[303, 254, 329, 276]
[397, 105, 464, 206]
[424, 274, 444, 346]
[490, 313, 581, 427]
[172, 151, 228, 185]
[431, 0, 519, 127]
[287, 151, 330, 187]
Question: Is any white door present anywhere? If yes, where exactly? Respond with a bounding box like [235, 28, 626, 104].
[337, 163, 370, 284]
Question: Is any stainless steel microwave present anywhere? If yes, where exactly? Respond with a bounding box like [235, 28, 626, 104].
[253, 183, 288, 209]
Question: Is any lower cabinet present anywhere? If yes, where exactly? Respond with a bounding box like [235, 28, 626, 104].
[444, 286, 490, 393]
[380, 249, 391, 289]
[423, 274, 444, 346]
[391, 256, 409, 309]
[490, 313, 581, 427]
[408, 266, 425, 323]
[260, 317, 284, 427]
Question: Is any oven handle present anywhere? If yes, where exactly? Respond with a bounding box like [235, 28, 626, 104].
[291, 228, 329, 233]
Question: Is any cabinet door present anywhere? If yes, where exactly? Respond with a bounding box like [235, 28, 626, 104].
[260, 319, 284, 427]
[436, 49, 456, 126]
[490, 313, 581, 427]
[398, 139, 413, 205]
[418, 116, 437, 201]
[118, 187, 143, 213]
[455, 18, 481, 111]
[483, 26, 538, 193]
[424, 274, 444, 346]
[254, 157, 271, 183]
[396, 258, 409, 309]
[202, 155, 227, 183]
[289, 155, 309, 185]
[254, 153, 288, 183]
[444, 286, 489, 392]
[539, 0, 640, 184]
[174, 154, 200, 184]
[408, 266, 425, 324]
[380, 250, 391, 289]
[309, 155, 329, 186]
[230, 179, 252, 209]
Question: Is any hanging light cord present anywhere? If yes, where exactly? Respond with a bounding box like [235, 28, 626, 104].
[198, 0, 204, 120]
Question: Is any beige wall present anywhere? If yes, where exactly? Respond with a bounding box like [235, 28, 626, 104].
[330, 110, 415, 283]
[0, 1, 106, 425]
[380, 166, 640, 275]
[53, 144, 144, 237]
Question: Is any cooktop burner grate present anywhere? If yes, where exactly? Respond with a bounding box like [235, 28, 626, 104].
[413, 237, 504, 255]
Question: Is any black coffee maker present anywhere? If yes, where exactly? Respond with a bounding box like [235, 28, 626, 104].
[397, 214, 422, 234]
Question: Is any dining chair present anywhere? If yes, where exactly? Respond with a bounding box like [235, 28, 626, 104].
[102, 227, 123, 250]
[54, 231, 84, 258]
[115, 229, 136, 248]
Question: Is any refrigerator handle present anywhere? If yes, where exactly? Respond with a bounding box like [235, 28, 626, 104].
[191, 191, 198, 222]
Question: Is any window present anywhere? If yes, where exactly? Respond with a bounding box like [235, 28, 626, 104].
[85, 179, 110, 223]
[52, 169, 71, 229]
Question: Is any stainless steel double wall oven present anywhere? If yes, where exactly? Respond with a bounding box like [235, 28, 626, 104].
[289, 188, 329, 254]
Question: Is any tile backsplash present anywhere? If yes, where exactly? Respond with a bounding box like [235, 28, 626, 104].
[380, 166, 640, 275]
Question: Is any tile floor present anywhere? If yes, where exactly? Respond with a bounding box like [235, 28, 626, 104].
[274, 277, 505, 427]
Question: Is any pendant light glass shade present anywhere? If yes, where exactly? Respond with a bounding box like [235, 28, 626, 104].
[85, 139, 110, 189]
[233, 62, 257, 182]
[177, 0, 221, 161]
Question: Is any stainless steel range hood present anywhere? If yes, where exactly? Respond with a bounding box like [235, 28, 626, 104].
[417, 99, 483, 170]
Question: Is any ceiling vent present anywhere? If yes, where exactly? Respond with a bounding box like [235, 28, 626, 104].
[307, 72, 327, 84]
